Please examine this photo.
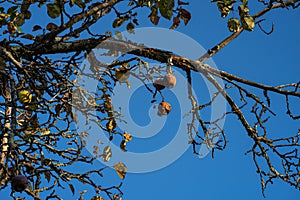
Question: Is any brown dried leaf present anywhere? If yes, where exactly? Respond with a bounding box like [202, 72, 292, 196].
[170, 16, 180, 29]
[179, 8, 191, 25]
[46, 22, 58, 31]
[32, 25, 42, 31]
[113, 162, 127, 180]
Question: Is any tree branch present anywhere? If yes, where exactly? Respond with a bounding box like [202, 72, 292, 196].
[198, 0, 300, 63]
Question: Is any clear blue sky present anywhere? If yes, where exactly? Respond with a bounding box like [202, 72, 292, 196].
[116, 2, 300, 200]
[1, 1, 300, 200]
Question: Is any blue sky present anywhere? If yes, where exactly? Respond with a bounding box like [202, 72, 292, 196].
[116, 1, 300, 200]
[1, 1, 300, 200]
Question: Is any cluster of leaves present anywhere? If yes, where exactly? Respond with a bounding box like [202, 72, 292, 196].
[0, 0, 192, 42]
[0, 42, 128, 199]
[112, 0, 191, 31]
[0, 0, 50, 35]
[0, 0, 111, 39]
[212, 0, 255, 31]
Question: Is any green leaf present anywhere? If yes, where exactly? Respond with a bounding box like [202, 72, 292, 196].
[158, 0, 174, 20]
[126, 22, 135, 34]
[21, 0, 32, 12]
[46, 22, 58, 31]
[70, 0, 75, 6]
[47, 3, 61, 19]
[112, 17, 126, 28]
[217, 2, 232, 18]
[241, 15, 255, 31]
[115, 30, 123, 40]
[38, 1, 47, 8]
[21, 33, 35, 40]
[16, 26, 22, 34]
[137, 0, 154, 6]
[238, 4, 249, 18]
[241, 0, 248, 6]
[0, 6, 4, 13]
[21, 0, 33, 19]
[32, 25, 42, 31]
[7, 6, 19, 15]
[148, 7, 160, 25]
[14, 13, 25, 26]
[23, 10, 31, 19]
[227, 18, 240, 32]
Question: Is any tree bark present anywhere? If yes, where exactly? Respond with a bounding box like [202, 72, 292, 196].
[0, 65, 11, 185]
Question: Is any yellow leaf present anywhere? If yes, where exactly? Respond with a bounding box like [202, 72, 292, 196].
[113, 194, 122, 200]
[28, 96, 38, 111]
[0, 13, 9, 19]
[106, 119, 116, 132]
[91, 196, 104, 200]
[123, 132, 132, 142]
[113, 162, 127, 180]
[41, 128, 50, 136]
[18, 90, 32, 104]
[102, 146, 112, 162]
[115, 30, 123, 40]
[24, 127, 37, 135]
[126, 81, 130, 88]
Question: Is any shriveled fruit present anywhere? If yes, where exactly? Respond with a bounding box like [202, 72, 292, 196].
[163, 73, 176, 88]
[11, 175, 29, 192]
[157, 101, 172, 116]
[153, 78, 165, 91]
